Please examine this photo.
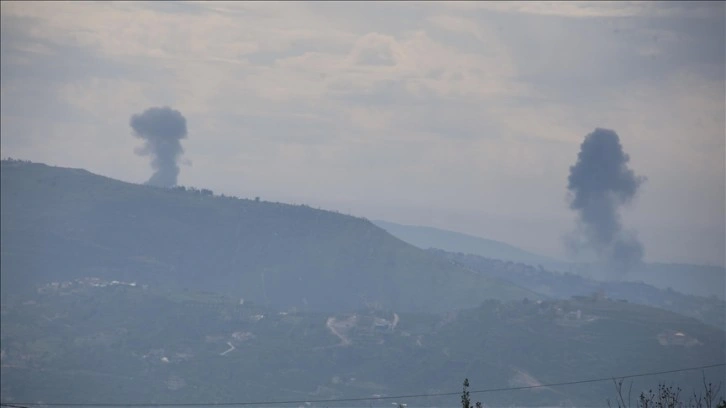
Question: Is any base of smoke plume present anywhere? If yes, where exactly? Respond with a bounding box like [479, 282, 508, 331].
[562, 226, 644, 278]
[144, 166, 181, 189]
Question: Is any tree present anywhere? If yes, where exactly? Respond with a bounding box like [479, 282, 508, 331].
[461, 378, 482, 408]
[608, 374, 725, 408]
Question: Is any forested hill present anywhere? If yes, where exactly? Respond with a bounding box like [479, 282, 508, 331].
[0, 160, 535, 312]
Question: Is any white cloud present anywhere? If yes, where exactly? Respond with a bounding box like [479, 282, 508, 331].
[442, 1, 717, 19]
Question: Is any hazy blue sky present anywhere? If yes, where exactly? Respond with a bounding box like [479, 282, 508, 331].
[1, 1, 724, 266]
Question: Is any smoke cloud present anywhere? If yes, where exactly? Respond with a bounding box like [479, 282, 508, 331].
[130, 107, 188, 188]
[567, 128, 646, 275]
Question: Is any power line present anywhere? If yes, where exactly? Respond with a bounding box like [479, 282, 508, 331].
[1, 363, 723, 407]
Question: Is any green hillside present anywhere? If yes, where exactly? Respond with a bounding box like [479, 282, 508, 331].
[1, 284, 723, 407]
[0, 160, 535, 312]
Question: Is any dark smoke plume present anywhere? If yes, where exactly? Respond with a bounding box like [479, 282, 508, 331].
[567, 128, 646, 274]
[130, 107, 188, 188]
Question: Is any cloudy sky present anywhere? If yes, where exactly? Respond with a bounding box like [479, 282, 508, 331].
[1, 1, 724, 267]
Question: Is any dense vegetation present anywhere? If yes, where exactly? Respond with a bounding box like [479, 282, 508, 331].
[1, 284, 723, 407]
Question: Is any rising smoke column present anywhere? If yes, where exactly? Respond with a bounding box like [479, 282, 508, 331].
[130, 107, 188, 188]
[567, 128, 646, 274]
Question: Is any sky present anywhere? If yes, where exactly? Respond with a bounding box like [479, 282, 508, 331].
[1, 1, 724, 267]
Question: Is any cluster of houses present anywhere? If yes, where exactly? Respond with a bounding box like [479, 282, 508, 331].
[37, 277, 144, 294]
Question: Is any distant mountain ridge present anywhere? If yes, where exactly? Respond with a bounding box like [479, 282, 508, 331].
[373, 219, 725, 299]
[372, 219, 567, 270]
[0, 159, 536, 312]
[429, 248, 725, 329]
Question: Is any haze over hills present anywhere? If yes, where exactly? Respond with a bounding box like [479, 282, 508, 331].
[3, 2, 725, 407]
[0, 159, 536, 313]
[374, 220, 725, 299]
[428, 248, 725, 329]
[372, 219, 569, 271]
[1, 159, 725, 407]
